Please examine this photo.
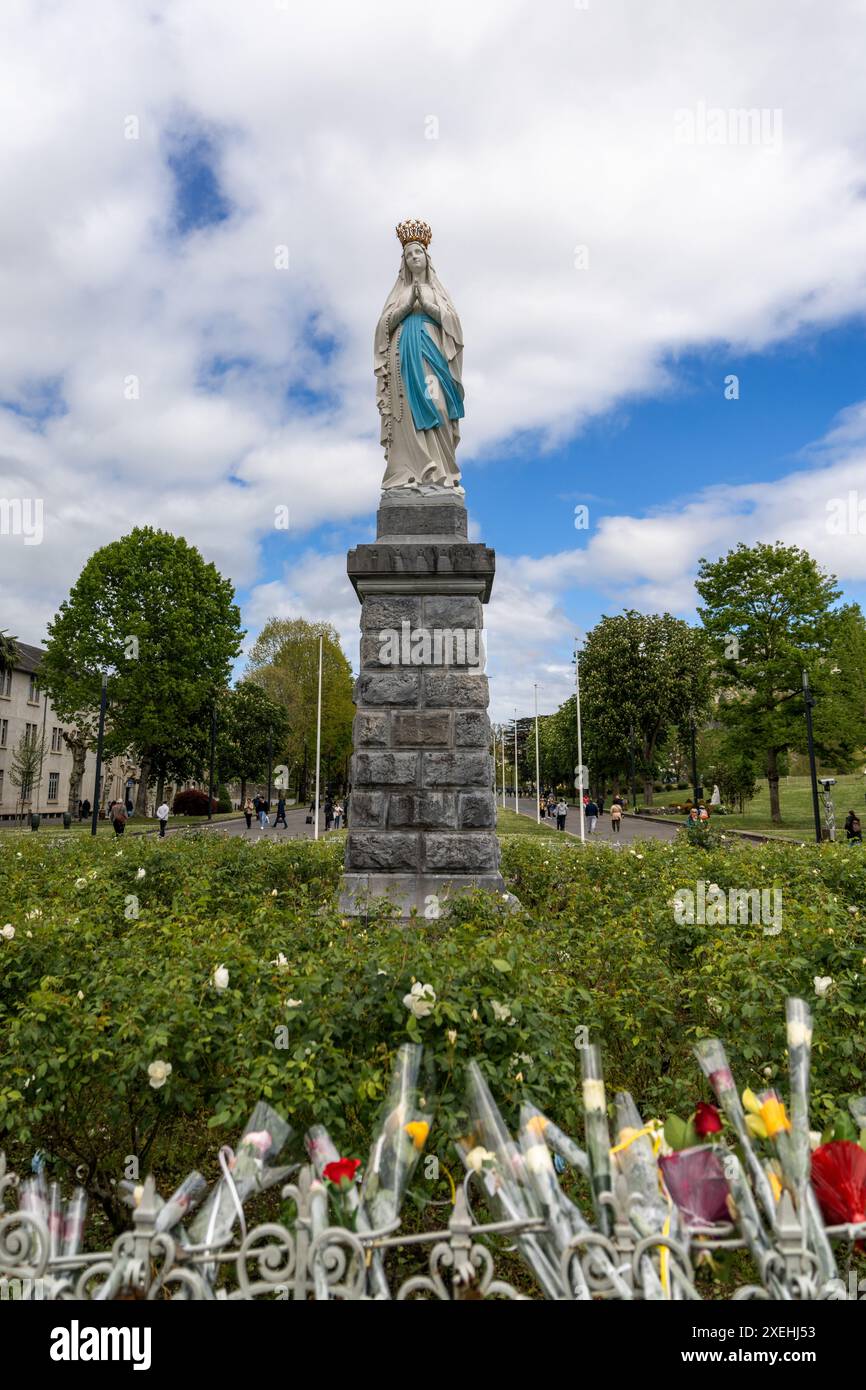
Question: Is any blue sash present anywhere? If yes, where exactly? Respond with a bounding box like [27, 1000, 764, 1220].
[399, 313, 464, 431]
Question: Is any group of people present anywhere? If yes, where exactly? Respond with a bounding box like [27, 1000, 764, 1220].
[537, 791, 626, 834]
[310, 798, 344, 832]
[241, 794, 346, 832]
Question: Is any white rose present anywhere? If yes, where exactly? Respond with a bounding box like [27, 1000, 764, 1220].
[524, 1143, 552, 1176]
[147, 1059, 172, 1089]
[813, 976, 833, 998]
[285, 998, 303, 1009]
[446, 1029, 457, 1045]
[583, 1078, 606, 1112]
[271, 952, 290, 971]
[403, 981, 436, 1018]
[1, 924, 15, 940]
[491, 1000, 512, 1023]
[465, 1146, 495, 1172]
[212, 964, 230, 991]
[136, 867, 146, 880]
[787, 1020, 813, 1048]
[75, 877, 88, 889]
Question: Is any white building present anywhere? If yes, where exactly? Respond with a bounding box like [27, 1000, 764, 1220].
[0, 642, 140, 823]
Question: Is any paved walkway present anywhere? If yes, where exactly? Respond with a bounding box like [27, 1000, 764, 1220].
[510, 797, 679, 844]
[170, 805, 336, 841]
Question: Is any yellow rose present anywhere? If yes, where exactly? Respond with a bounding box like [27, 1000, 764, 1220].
[405, 1121, 429, 1151]
[742, 1088, 762, 1116]
[745, 1113, 768, 1141]
[759, 1097, 791, 1138]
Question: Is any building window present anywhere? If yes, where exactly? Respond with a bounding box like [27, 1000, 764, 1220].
[0, 769, 4, 803]
[51, 726, 63, 753]
[0, 671, 10, 697]
[48, 771, 59, 801]
[25, 722, 38, 745]
[28, 674, 39, 703]
[0, 719, 7, 748]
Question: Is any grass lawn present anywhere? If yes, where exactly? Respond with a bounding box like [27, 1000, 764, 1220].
[711, 772, 866, 841]
[0, 811, 243, 838]
[496, 807, 566, 837]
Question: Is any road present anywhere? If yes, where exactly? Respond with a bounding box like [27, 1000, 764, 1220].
[162, 800, 679, 846]
[510, 796, 679, 844]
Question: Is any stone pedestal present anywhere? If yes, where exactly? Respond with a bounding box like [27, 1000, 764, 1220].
[340, 491, 505, 918]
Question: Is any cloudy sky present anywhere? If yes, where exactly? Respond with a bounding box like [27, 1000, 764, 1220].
[3, 0, 866, 721]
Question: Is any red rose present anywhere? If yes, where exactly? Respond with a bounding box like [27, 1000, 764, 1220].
[323, 1157, 361, 1187]
[694, 1101, 723, 1137]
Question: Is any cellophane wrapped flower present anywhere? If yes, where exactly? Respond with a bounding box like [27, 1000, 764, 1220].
[579, 1042, 613, 1235]
[695, 1036, 776, 1224]
[358, 1044, 432, 1231]
[659, 1145, 730, 1227]
[457, 1062, 562, 1299]
[189, 1101, 294, 1255]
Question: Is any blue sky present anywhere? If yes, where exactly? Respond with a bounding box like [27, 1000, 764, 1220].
[2, 0, 866, 722]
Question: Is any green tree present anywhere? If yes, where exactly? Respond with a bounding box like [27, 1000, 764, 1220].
[696, 541, 844, 825]
[218, 682, 291, 804]
[40, 528, 243, 814]
[245, 618, 354, 798]
[9, 728, 46, 818]
[0, 631, 18, 675]
[580, 612, 711, 805]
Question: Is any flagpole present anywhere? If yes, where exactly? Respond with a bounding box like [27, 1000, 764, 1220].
[513, 711, 519, 815]
[314, 635, 323, 841]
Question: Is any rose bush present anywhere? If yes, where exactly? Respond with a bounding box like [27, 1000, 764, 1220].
[0, 829, 864, 1233]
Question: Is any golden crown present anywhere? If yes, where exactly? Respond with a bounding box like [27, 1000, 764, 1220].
[396, 218, 432, 248]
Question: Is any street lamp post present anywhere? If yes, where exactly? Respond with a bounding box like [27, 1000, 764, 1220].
[574, 638, 585, 843]
[266, 727, 273, 809]
[534, 683, 541, 824]
[689, 712, 702, 807]
[207, 700, 217, 821]
[513, 713, 519, 815]
[629, 718, 638, 813]
[803, 670, 822, 843]
[90, 673, 108, 837]
[500, 726, 506, 809]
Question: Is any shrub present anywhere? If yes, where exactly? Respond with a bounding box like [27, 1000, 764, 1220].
[217, 784, 232, 814]
[172, 788, 217, 816]
[1, 832, 864, 1237]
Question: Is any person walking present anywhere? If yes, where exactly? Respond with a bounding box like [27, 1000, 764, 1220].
[610, 800, 622, 834]
[274, 796, 287, 828]
[112, 802, 127, 837]
[324, 798, 334, 831]
[81, 798, 91, 820]
[156, 800, 169, 838]
[844, 809, 862, 844]
[259, 797, 270, 829]
[243, 796, 254, 830]
[555, 798, 568, 831]
[539, 797, 546, 819]
[585, 798, 599, 834]
[333, 801, 343, 830]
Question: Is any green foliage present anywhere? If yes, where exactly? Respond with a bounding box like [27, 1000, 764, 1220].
[580, 612, 711, 802]
[217, 682, 290, 794]
[695, 541, 860, 823]
[1, 832, 865, 1236]
[245, 618, 354, 796]
[39, 526, 244, 806]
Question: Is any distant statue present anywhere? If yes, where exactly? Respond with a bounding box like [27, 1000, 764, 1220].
[374, 219, 465, 492]
[711, 783, 721, 805]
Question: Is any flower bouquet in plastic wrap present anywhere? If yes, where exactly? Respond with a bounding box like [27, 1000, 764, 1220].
[189, 1101, 294, 1281]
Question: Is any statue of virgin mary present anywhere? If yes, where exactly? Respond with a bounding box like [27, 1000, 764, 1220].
[374, 219, 465, 492]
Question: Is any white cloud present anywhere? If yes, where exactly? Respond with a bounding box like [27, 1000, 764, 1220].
[3, 0, 866, 699]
